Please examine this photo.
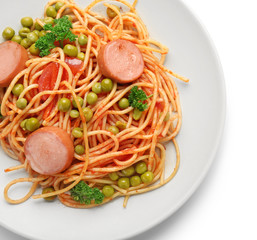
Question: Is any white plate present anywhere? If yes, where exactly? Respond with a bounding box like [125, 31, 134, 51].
[0, 0, 225, 239]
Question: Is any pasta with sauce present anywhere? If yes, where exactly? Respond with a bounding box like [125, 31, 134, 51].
[0, 0, 188, 208]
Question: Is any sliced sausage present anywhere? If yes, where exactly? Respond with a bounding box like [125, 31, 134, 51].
[97, 39, 144, 84]
[24, 126, 74, 175]
[0, 41, 29, 87]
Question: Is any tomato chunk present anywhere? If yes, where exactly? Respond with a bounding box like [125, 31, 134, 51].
[155, 100, 165, 111]
[62, 57, 83, 81]
[38, 58, 83, 101]
[38, 62, 59, 101]
[65, 57, 83, 75]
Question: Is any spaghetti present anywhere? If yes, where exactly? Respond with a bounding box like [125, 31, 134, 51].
[0, 0, 188, 208]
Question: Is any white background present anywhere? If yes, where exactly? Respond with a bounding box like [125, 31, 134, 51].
[1, 0, 257, 239]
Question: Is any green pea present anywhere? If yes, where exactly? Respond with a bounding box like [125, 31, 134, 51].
[33, 30, 40, 36]
[25, 117, 40, 132]
[164, 112, 170, 122]
[130, 176, 142, 187]
[72, 127, 83, 138]
[115, 121, 126, 130]
[63, 44, 78, 57]
[101, 78, 113, 93]
[29, 43, 40, 56]
[75, 144, 85, 155]
[43, 17, 54, 25]
[82, 107, 93, 122]
[72, 96, 83, 108]
[20, 119, 27, 130]
[133, 108, 142, 121]
[16, 98, 27, 109]
[65, 15, 73, 22]
[19, 27, 30, 38]
[70, 109, 80, 118]
[77, 52, 85, 61]
[92, 82, 102, 94]
[106, 5, 120, 18]
[38, 30, 47, 38]
[42, 187, 56, 201]
[141, 171, 154, 183]
[118, 98, 129, 109]
[78, 34, 88, 46]
[118, 177, 130, 189]
[109, 172, 119, 181]
[20, 38, 32, 49]
[108, 126, 119, 135]
[12, 84, 24, 97]
[2, 27, 15, 40]
[11, 35, 22, 44]
[27, 32, 38, 43]
[58, 98, 71, 112]
[86, 92, 98, 105]
[135, 161, 147, 174]
[102, 185, 114, 197]
[35, 22, 43, 31]
[46, 6, 57, 18]
[55, 2, 65, 11]
[121, 166, 135, 177]
[21, 17, 33, 28]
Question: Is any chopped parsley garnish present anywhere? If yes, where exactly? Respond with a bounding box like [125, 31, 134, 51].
[70, 181, 104, 205]
[35, 16, 77, 57]
[128, 86, 152, 111]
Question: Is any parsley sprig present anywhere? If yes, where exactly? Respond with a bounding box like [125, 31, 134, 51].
[128, 86, 152, 111]
[35, 16, 77, 57]
[70, 181, 104, 205]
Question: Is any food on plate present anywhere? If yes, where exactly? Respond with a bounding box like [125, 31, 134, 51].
[0, 0, 188, 208]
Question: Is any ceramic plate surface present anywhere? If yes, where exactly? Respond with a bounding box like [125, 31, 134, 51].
[0, 0, 225, 239]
